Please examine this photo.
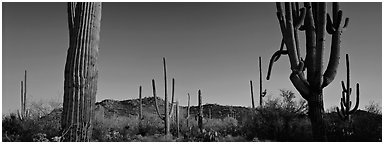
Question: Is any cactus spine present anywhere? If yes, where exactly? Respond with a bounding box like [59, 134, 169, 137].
[250, 80, 255, 109]
[336, 54, 359, 121]
[198, 90, 203, 132]
[259, 57, 267, 107]
[267, 2, 349, 141]
[62, 2, 102, 142]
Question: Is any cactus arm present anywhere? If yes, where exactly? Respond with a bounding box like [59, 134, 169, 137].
[351, 83, 359, 113]
[274, 39, 285, 62]
[323, 3, 350, 88]
[266, 39, 288, 80]
[294, 8, 307, 28]
[293, 7, 306, 59]
[303, 2, 317, 85]
[169, 78, 175, 116]
[152, 79, 164, 120]
[276, 2, 286, 34]
[326, 14, 335, 34]
[289, 72, 310, 100]
[284, 2, 300, 70]
[313, 3, 326, 89]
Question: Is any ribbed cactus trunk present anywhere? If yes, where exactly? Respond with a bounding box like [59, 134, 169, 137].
[163, 57, 170, 136]
[62, 2, 102, 142]
[267, 2, 349, 141]
[198, 90, 203, 133]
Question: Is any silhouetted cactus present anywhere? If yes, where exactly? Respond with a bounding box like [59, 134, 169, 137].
[18, 71, 28, 121]
[267, 2, 349, 141]
[175, 100, 180, 138]
[198, 90, 203, 132]
[250, 80, 255, 109]
[336, 54, 359, 121]
[259, 57, 267, 107]
[139, 86, 143, 120]
[186, 93, 191, 130]
[62, 2, 102, 142]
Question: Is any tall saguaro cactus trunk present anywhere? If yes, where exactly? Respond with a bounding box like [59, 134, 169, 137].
[267, 2, 349, 141]
[62, 2, 102, 142]
[259, 57, 266, 107]
[198, 90, 203, 133]
[18, 70, 28, 120]
[250, 80, 255, 109]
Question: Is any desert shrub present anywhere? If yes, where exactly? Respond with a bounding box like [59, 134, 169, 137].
[2, 108, 61, 142]
[242, 89, 311, 141]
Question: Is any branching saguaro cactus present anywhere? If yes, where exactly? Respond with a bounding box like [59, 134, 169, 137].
[198, 90, 203, 133]
[152, 57, 176, 136]
[17, 70, 28, 120]
[267, 2, 349, 141]
[337, 54, 359, 121]
[62, 2, 102, 142]
[259, 57, 267, 107]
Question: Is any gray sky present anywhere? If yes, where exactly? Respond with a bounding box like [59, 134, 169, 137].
[2, 2, 381, 114]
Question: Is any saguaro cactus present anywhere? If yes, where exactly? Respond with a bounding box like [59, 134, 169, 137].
[259, 57, 267, 107]
[267, 2, 349, 141]
[62, 2, 102, 142]
[336, 54, 359, 121]
[175, 100, 180, 138]
[152, 57, 176, 136]
[139, 86, 143, 120]
[186, 93, 191, 130]
[250, 80, 255, 109]
[198, 90, 203, 132]
[18, 70, 28, 120]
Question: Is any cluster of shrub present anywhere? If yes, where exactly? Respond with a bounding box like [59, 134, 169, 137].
[2, 90, 382, 142]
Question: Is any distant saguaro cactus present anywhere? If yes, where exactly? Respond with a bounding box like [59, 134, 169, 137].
[186, 93, 191, 130]
[259, 57, 267, 107]
[336, 54, 359, 121]
[139, 86, 143, 120]
[62, 2, 102, 142]
[17, 70, 28, 120]
[175, 100, 180, 138]
[198, 90, 203, 132]
[267, 2, 349, 141]
[250, 80, 255, 109]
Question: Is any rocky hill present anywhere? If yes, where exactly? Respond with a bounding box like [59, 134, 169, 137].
[43, 97, 254, 123]
[94, 97, 253, 122]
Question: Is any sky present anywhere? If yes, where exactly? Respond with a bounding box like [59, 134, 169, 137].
[2, 2, 382, 114]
